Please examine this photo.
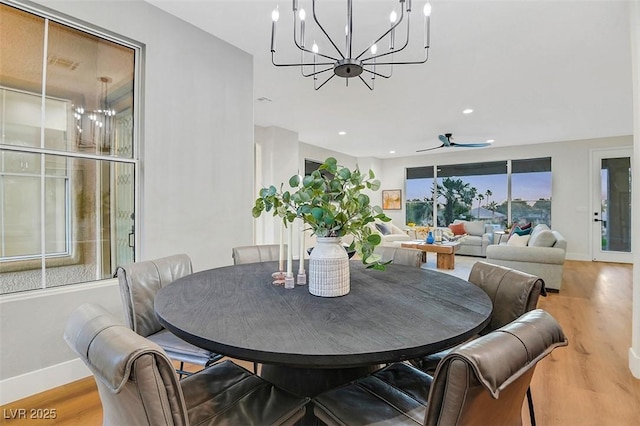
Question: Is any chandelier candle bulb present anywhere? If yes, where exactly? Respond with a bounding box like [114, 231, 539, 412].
[299, 9, 306, 47]
[270, 6, 279, 52]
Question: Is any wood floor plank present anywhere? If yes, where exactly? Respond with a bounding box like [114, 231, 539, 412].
[1, 259, 638, 425]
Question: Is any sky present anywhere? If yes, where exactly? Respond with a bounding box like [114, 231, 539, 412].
[406, 172, 552, 203]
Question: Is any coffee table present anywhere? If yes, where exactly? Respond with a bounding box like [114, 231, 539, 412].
[401, 241, 460, 269]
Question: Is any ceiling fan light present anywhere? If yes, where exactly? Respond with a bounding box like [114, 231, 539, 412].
[271, 6, 280, 22]
[486, 139, 495, 143]
[298, 8, 305, 20]
[389, 10, 397, 23]
[424, 3, 432, 17]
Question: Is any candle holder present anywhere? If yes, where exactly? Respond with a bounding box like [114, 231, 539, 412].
[272, 271, 285, 286]
[297, 271, 307, 285]
[284, 273, 295, 289]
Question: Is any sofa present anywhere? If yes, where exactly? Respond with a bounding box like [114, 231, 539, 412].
[448, 220, 494, 257]
[485, 224, 567, 291]
[368, 221, 411, 246]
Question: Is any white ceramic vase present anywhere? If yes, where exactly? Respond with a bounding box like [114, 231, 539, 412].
[308, 237, 350, 297]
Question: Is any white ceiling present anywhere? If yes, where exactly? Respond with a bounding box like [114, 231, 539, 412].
[146, 0, 633, 159]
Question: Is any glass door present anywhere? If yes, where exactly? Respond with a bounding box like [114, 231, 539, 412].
[592, 148, 632, 263]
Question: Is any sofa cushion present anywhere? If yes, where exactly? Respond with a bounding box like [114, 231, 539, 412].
[449, 222, 466, 235]
[507, 234, 530, 246]
[375, 222, 391, 235]
[528, 229, 557, 247]
[463, 221, 486, 237]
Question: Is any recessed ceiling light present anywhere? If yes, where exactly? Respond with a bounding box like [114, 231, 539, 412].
[389, 150, 396, 154]
[338, 131, 346, 135]
[486, 139, 495, 143]
[462, 109, 473, 114]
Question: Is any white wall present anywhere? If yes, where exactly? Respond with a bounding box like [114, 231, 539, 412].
[380, 136, 633, 261]
[0, 0, 254, 403]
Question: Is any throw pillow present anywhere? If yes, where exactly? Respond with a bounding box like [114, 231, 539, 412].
[375, 222, 391, 235]
[507, 233, 530, 247]
[464, 221, 486, 236]
[528, 229, 557, 247]
[512, 226, 532, 236]
[509, 223, 532, 238]
[449, 222, 466, 236]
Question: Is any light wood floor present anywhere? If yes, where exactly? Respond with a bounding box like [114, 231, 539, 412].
[1, 260, 638, 425]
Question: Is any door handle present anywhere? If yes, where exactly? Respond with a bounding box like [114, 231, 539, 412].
[593, 218, 602, 222]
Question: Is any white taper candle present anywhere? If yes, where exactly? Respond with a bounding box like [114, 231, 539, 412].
[279, 221, 284, 271]
[287, 223, 293, 275]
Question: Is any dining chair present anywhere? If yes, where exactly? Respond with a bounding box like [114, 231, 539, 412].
[373, 246, 423, 268]
[410, 260, 547, 425]
[232, 244, 285, 265]
[116, 254, 223, 378]
[64, 303, 309, 426]
[312, 309, 568, 426]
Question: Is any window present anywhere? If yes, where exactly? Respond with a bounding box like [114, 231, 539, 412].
[0, 3, 139, 294]
[406, 157, 551, 229]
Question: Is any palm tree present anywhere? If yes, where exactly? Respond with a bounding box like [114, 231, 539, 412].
[476, 193, 485, 219]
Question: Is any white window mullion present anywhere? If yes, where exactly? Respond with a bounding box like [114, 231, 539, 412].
[39, 18, 50, 289]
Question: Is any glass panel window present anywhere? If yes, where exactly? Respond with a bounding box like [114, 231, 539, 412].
[511, 157, 552, 227]
[405, 166, 435, 226]
[406, 158, 552, 230]
[436, 161, 507, 226]
[0, 3, 138, 294]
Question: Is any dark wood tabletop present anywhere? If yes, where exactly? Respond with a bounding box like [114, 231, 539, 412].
[155, 260, 492, 369]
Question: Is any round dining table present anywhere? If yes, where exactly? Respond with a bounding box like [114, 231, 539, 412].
[155, 260, 492, 397]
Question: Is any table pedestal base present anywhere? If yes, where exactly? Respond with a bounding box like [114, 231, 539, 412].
[260, 364, 380, 398]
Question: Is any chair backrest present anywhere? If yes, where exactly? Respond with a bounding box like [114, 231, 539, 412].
[468, 261, 546, 334]
[232, 244, 285, 265]
[116, 254, 193, 337]
[425, 309, 568, 426]
[64, 304, 189, 426]
[373, 246, 423, 268]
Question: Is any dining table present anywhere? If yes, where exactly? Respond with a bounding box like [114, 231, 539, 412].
[154, 260, 493, 398]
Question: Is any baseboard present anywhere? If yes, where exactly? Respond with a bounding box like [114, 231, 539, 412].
[629, 347, 640, 379]
[565, 253, 591, 262]
[0, 358, 91, 405]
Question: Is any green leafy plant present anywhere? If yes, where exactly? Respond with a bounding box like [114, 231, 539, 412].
[252, 157, 391, 270]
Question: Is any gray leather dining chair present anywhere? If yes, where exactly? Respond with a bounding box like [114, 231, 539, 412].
[64, 303, 309, 426]
[312, 309, 568, 426]
[410, 260, 547, 425]
[116, 254, 222, 377]
[373, 246, 423, 268]
[232, 244, 285, 265]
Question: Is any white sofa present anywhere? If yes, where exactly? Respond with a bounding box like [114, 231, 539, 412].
[485, 224, 567, 291]
[449, 220, 494, 257]
[368, 221, 411, 246]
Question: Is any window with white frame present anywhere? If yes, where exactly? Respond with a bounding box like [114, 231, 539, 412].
[0, 2, 139, 294]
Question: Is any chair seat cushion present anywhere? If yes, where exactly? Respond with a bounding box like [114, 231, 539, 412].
[148, 329, 220, 366]
[313, 363, 432, 426]
[181, 360, 309, 426]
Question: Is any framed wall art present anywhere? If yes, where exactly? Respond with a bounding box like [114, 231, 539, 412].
[382, 189, 402, 210]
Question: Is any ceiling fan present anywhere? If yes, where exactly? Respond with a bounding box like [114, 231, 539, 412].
[416, 133, 492, 152]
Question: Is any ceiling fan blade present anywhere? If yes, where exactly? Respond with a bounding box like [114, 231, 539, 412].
[416, 144, 445, 152]
[450, 142, 491, 148]
[438, 134, 450, 145]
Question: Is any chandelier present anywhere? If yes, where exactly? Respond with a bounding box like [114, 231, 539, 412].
[270, 0, 432, 90]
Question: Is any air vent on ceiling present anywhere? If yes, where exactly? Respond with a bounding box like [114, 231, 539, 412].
[47, 55, 80, 71]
